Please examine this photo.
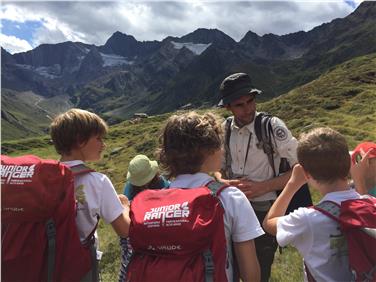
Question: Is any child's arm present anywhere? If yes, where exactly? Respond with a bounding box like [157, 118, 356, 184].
[234, 240, 260, 282]
[263, 164, 307, 236]
[111, 195, 131, 238]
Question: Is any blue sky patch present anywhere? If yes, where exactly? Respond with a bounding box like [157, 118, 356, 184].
[345, 0, 357, 9]
[1, 19, 42, 45]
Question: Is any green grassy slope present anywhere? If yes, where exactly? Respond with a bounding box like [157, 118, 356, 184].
[1, 90, 73, 140]
[258, 52, 376, 149]
[1, 90, 52, 140]
[2, 53, 375, 281]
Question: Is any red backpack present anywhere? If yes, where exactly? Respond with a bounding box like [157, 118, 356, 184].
[125, 181, 230, 282]
[1, 155, 95, 282]
[314, 197, 376, 282]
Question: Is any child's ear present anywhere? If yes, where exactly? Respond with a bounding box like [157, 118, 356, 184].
[302, 167, 311, 180]
[77, 137, 88, 148]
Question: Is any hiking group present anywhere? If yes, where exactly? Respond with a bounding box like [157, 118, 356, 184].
[1, 72, 375, 282]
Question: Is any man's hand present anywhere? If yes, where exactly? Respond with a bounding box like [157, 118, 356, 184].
[237, 179, 269, 198]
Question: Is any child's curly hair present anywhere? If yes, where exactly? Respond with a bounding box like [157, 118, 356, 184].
[157, 111, 223, 178]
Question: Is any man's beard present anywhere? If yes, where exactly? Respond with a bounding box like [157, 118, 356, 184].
[234, 113, 255, 128]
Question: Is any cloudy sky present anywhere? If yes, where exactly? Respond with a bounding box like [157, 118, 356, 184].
[1, 0, 362, 54]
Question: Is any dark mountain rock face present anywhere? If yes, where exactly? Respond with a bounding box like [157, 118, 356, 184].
[177, 28, 237, 48]
[77, 47, 104, 81]
[100, 31, 161, 59]
[1, 47, 16, 64]
[11, 42, 90, 74]
[2, 1, 375, 129]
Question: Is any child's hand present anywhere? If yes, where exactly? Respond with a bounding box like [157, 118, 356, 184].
[350, 148, 374, 194]
[118, 194, 130, 208]
[287, 164, 307, 190]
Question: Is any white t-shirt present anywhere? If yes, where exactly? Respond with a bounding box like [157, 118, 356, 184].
[63, 160, 124, 244]
[223, 112, 298, 201]
[170, 172, 265, 281]
[277, 189, 361, 282]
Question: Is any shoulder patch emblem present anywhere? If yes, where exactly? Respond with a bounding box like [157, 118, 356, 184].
[274, 126, 288, 141]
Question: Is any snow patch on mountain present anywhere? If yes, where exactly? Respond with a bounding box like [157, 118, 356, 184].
[171, 41, 211, 55]
[35, 65, 61, 79]
[14, 64, 61, 79]
[100, 53, 133, 67]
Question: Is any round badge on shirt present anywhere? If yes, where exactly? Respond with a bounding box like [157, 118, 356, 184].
[274, 126, 288, 141]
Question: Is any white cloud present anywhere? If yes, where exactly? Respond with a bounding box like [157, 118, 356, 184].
[1, 1, 360, 53]
[0, 34, 33, 54]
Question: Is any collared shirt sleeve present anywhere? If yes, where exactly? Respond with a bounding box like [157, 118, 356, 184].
[98, 174, 125, 224]
[270, 117, 298, 166]
[276, 207, 313, 257]
[220, 186, 265, 242]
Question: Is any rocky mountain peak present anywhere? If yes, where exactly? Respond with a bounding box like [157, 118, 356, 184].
[178, 28, 236, 48]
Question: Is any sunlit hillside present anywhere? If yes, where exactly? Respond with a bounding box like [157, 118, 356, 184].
[2, 53, 375, 281]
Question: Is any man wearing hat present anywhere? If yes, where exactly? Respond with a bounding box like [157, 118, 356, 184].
[216, 73, 299, 281]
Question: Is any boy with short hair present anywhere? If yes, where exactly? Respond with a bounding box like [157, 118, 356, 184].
[263, 127, 361, 281]
[50, 108, 130, 280]
[157, 111, 264, 282]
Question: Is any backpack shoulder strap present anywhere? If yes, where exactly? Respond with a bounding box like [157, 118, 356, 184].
[206, 181, 229, 196]
[313, 201, 340, 222]
[254, 112, 263, 143]
[69, 163, 98, 280]
[69, 163, 94, 176]
[255, 112, 277, 176]
[224, 116, 234, 179]
[45, 219, 56, 282]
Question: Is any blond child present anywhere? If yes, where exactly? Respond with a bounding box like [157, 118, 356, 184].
[263, 127, 361, 281]
[50, 108, 130, 281]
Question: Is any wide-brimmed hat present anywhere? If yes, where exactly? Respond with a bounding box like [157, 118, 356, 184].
[126, 155, 159, 186]
[351, 142, 376, 164]
[218, 72, 262, 106]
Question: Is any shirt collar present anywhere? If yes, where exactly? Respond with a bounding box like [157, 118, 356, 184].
[319, 189, 360, 204]
[170, 172, 213, 188]
[61, 160, 85, 167]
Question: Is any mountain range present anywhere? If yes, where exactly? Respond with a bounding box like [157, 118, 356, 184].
[1, 1, 376, 140]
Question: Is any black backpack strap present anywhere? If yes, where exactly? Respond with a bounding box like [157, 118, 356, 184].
[255, 112, 277, 176]
[224, 116, 234, 179]
[305, 262, 317, 282]
[203, 249, 214, 282]
[45, 219, 56, 282]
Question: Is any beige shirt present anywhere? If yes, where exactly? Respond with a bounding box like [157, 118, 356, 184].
[223, 112, 298, 201]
